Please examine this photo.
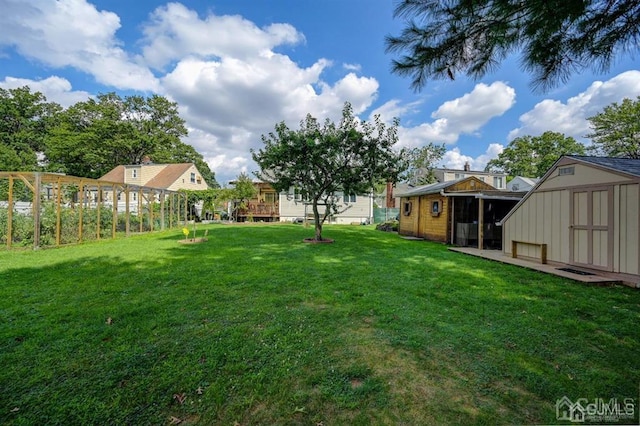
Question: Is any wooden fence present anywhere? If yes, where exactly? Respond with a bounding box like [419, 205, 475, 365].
[0, 172, 190, 250]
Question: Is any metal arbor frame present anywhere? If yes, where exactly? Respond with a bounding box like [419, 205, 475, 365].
[0, 172, 189, 250]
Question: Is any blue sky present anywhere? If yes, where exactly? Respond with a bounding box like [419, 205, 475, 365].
[1, 0, 639, 184]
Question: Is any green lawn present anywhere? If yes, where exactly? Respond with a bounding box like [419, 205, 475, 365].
[1, 224, 639, 425]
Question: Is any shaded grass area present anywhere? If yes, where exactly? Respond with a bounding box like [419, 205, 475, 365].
[1, 224, 639, 424]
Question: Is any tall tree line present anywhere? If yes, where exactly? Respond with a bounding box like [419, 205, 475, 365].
[0, 86, 217, 187]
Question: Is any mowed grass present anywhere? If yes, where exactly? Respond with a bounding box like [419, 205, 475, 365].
[1, 224, 639, 425]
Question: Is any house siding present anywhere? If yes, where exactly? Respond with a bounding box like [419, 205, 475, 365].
[165, 165, 208, 191]
[278, 192, 373, 224]
[125, 166, 143, 185]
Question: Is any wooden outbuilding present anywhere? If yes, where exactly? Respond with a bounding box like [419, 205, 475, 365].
[398, 177, 523, 249]
[501, 156, 640, 285]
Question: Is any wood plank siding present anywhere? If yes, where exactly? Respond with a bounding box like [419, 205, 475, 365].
[502, 157, 640, 278]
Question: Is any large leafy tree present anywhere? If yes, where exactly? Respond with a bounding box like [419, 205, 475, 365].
[0, 86, 61, 171]
[587, 96, 640, 158]
[386, 0, 640, 92]
[485, 131, 585, 178]
[45, 92, 217, 186]
[403, 143, 446, 186]
[252, 102, 406, 241]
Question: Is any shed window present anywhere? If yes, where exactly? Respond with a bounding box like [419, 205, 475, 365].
[132, 169, 137, 178]
[403, 201, 412, 216]
[559, 166, 575, 176]
[431, 200, 440, 215]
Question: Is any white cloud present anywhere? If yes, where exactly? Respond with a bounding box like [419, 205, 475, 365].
[369, 99, 422, 124]
[396, 82, 515, 147]
[0, 76, 91, 107]
[141, 3, 304, 69]
[0, 0, 158, 91]
[343, 63, 361, 72]
[508, 70, 640, 141]
[161, 55, 378, 164]
[133, 4, 381, 184]
[442, 143, 504, 171]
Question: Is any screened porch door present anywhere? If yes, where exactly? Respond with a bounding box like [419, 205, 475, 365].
[570, 188, 613, 271]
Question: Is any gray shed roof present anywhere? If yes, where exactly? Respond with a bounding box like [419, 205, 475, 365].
[395, 177, 467, 197]
[569, 156, 640, 178]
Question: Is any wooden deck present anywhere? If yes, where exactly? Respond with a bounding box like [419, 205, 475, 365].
[449, 247, 623, 285]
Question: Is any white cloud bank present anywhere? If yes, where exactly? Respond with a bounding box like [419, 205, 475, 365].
[0, 0, 158, 91]
[509, 70, 640, 141]
[394, 81, 516, 147]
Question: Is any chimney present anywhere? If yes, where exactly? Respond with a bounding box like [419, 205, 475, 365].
[463, 161, 470, 172]
[385, 181, 395, 208]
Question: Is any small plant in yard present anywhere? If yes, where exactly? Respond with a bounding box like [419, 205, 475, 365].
[1, 224, 639, 425]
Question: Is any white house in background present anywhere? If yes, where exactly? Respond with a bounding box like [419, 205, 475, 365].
[101, 161, 209, 191]
[98, 161, 209, 212]
[506, 176, 539, 192]
[433, 161, 508, 189]
[279, 191, 374, 224]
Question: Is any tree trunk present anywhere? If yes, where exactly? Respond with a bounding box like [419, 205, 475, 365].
[312, 200, 323, 241]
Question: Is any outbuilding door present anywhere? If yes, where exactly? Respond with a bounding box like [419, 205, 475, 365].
[570, 187, 613, 271]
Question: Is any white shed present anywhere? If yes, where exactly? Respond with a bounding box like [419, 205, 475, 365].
[501, 156, 640, 286]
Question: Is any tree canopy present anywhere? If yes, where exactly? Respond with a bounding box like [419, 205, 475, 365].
[0, 86, 217, 187]
[587, 96, 640, 158]
[0, 86, 61, 171]
[252, 102, 406, 241]
[386, 0, 640, 92]
[403, 143, 446, 186]
[485, 131, 585, 178]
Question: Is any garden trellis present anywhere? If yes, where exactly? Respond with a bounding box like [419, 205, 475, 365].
[0, 172, 190, 250]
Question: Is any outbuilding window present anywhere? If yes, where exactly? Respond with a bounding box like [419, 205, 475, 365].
[403, 201, 412, 216]
[559, 166, 575, 176]
[431, 200, 441, 216]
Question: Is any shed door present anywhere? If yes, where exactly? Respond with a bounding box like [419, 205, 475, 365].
[570, 188, 613, 271]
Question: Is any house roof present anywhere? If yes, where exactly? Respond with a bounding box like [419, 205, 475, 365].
[145, 163, 194, 189]
[99, 163, 200, 189]
[100, 165, 125, 183]
[510, 176, 539, 186]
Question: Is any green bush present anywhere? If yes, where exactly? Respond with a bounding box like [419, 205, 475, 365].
[375, 220, 399, 232]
